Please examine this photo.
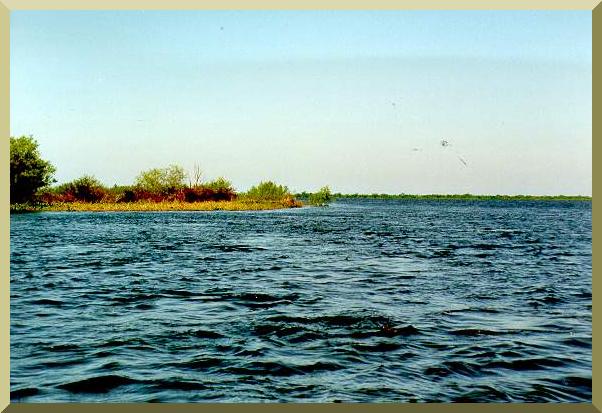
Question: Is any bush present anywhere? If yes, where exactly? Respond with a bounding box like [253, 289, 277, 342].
[245, 181, 290, 201]
[179, 186, 235, 202]
[45, 175, 107, 203]
[68, 176, 107, 202]
[309, 186, 332, 206]
[106, 185, 135, 203]
[135, 165, 186, 194]
[202, 177, 235, 201]
[117, 189, 137, 203]
[89, 176, 237, 204]
[10, 135, 56, 204]
[204, 177, 233, 192]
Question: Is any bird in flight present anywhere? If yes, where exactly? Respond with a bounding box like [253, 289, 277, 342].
[440, 138, 468, 167]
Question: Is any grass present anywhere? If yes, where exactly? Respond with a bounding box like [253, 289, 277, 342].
[36, 199, 303, 212]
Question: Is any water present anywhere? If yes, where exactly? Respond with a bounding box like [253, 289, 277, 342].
[10, 199, 592, 402]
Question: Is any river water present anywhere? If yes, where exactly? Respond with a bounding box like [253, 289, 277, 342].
[10, 199, 592, 402]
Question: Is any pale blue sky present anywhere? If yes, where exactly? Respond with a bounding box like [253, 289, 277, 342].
[10, 11, 592, 195]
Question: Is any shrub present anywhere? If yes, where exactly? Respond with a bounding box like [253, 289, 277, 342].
[204, 177, 233, 192]
[119, 189, 137, 203]
[309, 186, 332, 206]
[202, 177, 235, 201]
[10, 135, 56, 204]
[178, 187, 230, 202]
[99, 176, 236, 203]
[182, 187, 208, 202]
[245, 181, 290, 201]
[48, 175, 107, 203]
[68, 176, 107, 202]
[107, 185, 136, 203]
[135, 165, 186, 194]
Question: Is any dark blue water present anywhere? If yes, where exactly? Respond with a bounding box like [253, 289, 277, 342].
[10, 199, 592, 402]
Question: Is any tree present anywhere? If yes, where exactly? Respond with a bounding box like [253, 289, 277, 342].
[62, 175, 106, 202]
[10, 135, 56, 203]
[188, 164, 203, 188]
[163, 165, 186, 190]
[204, 177, 233, 192]
[309, 186, 332, 206]
[245, 181, 290, 201]
[135, 164, 186, 194]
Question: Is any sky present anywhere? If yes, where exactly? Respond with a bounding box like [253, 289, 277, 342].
[10, 11, 592, 195]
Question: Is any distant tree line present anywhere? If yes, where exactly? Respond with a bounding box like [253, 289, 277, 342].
[325, 193, 591, 201]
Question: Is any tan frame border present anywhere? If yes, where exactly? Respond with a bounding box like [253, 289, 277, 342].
[0, 1, 598, 412]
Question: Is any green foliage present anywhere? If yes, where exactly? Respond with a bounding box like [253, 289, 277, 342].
[65, 176, 107, 202]
[203, 177, 233, 193]
[42, 175, 107, 203]
[135, 164, 185, 194]
[245, 181, 291, 201]
[135, 168, 164, 193]
[10, 135, 56, 203]
[309, 186, 332, 206]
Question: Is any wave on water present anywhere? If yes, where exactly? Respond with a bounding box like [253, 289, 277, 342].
[9, 200, 592, 402]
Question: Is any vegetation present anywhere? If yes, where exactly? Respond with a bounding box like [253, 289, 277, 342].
[39, 199, 301, 212]
[10, 135, 588, 213]
[245, 181, 291, 201]
[308, 186, 332, 206]
[8, 139, 301, 211]
[10, 136, 56, 204]
[203, 177, 234, 193]
[45, 175, 107, 203]
[327, 193, 591, 201]
[188, 164, 203, 188]
[135, 165, 186, 195]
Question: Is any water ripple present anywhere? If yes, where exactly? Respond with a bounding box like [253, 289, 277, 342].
[10, 199, 591, 402]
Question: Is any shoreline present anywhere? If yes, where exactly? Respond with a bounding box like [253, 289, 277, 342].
[10, 194, 591, 214]
[324, 194, 591, 201]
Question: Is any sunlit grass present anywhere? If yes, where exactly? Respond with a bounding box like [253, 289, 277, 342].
[40, 199, 303, 212]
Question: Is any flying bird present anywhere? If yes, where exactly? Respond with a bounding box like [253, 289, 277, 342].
[440, 138, 468, 167]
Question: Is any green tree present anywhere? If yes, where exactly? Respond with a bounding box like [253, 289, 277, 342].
[309, 186, 332, 206]
[245, 181, 290, 201]
[10, 135, 56, 204]
[204, 177, 233, 192]
[135, 168, 164, 193]
[135, 164, 185, 194]
[163, 165, 186, 190]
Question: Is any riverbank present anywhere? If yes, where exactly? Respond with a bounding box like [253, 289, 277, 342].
[11, 199, 303, 213]
[325, 194, 591, 201]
